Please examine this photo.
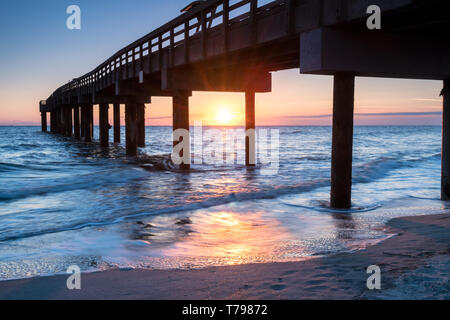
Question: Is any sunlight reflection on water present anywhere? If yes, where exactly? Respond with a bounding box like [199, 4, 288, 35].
[0, 126, 448, 280]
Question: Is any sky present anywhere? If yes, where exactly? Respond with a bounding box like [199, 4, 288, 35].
[0, 0, 444, 126]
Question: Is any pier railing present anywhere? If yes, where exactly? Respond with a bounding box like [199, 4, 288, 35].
[52, 0, 289, 100]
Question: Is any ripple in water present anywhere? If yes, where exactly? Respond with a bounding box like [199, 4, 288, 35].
[0, 126, 447, 280]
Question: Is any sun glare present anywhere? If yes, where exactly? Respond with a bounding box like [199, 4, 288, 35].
[215, 107, 235, 125]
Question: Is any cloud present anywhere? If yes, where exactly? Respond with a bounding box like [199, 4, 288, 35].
[146, 116, 172, 121]
[282, 112, 442, 119]
[413, 98, 442, 102]
[0, 120, 40, 126]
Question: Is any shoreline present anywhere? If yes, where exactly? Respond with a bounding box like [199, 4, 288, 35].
[0, 213, 449, 300]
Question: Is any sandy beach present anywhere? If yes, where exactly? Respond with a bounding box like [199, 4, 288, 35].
[0, 213, 448, 300]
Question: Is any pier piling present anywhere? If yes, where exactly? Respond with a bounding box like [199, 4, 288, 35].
[60, 107, 65, 136]
[41, 112, 47, 132]
[173, 92, 190, 170]
[330, 73, 355, 209]
[74, 106, 80, 140]
[61, 107, 66, 136]
[137, 103, 145, 147]
[56, 108, 61, 135]
[125, 103, 137, 156]
[60, 108, 64, 135]
[245, 91, 256, 167]
[50, 111, 55, 133]
[80, 106, 85, 138]
[442, 79, 450, 200]
[57, 109, 61, 134]
[99, 103, 109, 147]
[113, 103, 121, 143]
[88, 105, 94, 139]
[66, 106, 73, 137]
[38, 0, 450, 209]
[83, 105, 93, 142]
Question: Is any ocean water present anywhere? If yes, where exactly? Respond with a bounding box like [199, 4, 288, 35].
[0, 125, 448, 281]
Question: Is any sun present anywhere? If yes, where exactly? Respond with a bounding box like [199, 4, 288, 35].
[215, 107, 235, 125]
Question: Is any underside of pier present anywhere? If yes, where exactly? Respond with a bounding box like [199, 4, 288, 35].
[39, 0, 450, 208]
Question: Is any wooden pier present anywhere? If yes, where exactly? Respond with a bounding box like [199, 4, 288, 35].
[39, 0, 450, 208]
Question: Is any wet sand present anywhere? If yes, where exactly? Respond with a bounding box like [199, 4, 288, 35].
[0, 213, 449, 300]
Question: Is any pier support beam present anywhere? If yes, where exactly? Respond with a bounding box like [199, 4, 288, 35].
[99, 103, 110, 147]
[74, 106, 80, 140]
[330, 73, 355, 209]
[245, 91, 256, 166]
[41, 112, 47, 132]
[125, 103, 137, 156]
[441, 79, 450, 200]
[173, 92, 190, 170]
[137, 103, 146, 147]
[113, 103, 121, 143]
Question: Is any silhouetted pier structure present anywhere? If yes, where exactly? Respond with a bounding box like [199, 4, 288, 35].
[39, 0, 450, 208]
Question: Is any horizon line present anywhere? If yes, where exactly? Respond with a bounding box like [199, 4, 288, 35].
[0, 124, 443, 128]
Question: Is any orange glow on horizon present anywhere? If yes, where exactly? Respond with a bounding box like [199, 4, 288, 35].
[0, 72, 443, 126]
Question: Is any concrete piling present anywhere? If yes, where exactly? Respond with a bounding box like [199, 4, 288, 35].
[80, 106, 85, 138]
[50, 111, 55, 133]
[113, 103, 121, 143]
[58, 108, 63, 135]
[74, 106, 80, 140]
[83, 105, 93, 142]
[173, 93, 190, 170]
[88, 105, 94, 139]
[41, 112, 47, 132]
[441, 79, 450, 200]
[330, 73, 355, 209]
[245, 91, 256, 167]
[137, 103, 146, 147]
[56, 109, 61, 134]
[99, 103, 109, 147]
[66, 106, 73, 137]
[38, 1, 450, 215]
[125, 103, 137, 156]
